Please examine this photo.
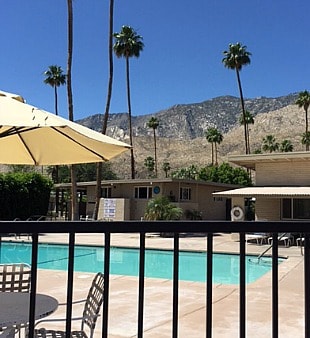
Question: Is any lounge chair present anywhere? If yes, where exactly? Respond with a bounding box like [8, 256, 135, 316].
[246, 233, 269, 245]
[34, 272, 104, 338]
[268, 233, 293, 247]
[296, 237, 305, 246]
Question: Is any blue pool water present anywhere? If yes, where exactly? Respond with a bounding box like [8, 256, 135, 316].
[0, 242, 280, 284]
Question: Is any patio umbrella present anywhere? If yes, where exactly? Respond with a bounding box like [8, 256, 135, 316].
[0, 90, 131, 165]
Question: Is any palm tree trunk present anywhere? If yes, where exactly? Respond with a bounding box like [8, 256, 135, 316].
[67, 0, 74, 123]
[93, 0, 115, 220]
[126, 56, 135, 179]
[246, 123, 251, 154]
[215, 143, 218, 165]
[54, 86, 58, 116]
[235, 69, 249, 154]
[67, 0, 78, 220]
[153, 129, 157, 177]
[306, 108, 309, 151]
[211, 142, 214, 165]
[53, 85, 59, 213]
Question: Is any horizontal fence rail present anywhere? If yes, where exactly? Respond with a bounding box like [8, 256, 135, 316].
[0, 220, 309, 338]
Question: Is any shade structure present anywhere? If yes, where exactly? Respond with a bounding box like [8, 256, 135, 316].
[0, 90, 131, 165]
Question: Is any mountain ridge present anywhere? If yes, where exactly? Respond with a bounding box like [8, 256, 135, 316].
[77, 93, 298, 140]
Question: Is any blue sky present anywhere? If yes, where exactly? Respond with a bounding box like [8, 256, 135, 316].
[2, 1, 310, 120]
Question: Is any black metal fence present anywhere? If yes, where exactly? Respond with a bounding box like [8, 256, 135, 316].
[1, 220, 309, 338]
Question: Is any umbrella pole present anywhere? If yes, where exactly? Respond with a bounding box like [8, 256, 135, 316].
[70, 165, 79, 220]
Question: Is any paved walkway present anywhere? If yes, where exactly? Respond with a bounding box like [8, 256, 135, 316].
[4, 233, 306, 337]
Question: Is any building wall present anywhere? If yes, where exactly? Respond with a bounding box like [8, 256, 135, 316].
[83, 181, 232, 221]
[199, 186, 228, 220]
[256, 161, 310, 186]
[255, 198, 281, 221]
[132, 199, 149, 220]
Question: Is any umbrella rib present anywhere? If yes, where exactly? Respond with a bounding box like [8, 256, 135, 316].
[17, 132, 38, 165]
[51, 126, 109, 161]
[0, 126, 39, 138]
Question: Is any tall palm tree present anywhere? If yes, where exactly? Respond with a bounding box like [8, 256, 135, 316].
[162, 161, 171, 178]
[296, 90, 310, 151]
[205, 128, 216, 165]
[44, 65, 66, 215]
[205, 127, 223, 165]
[147, 117, 159, 177]
[262, 135, 279, 153]
[43, 65, 66, 116]
[66, 0, 78, 220]
[214, 130, 223, 165]
[239, 110, 254, 154]
[223, 42, 251, 154]
[93, 0, 115, 220]
[144, 156, 155, 177]
[113, 25, 144, 179]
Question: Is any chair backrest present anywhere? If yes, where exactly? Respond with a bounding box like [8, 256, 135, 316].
[81, 272, 104, 336]
[0, 263, 31, 292]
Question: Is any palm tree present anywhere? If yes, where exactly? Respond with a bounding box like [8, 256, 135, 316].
[147, 117, 159, 177]
[162, 161, 171, 178]
[94, 0, 115, 220]
[66, 0, 78, 220]
[144, 156, 155, 177]
[113, 26, 144, 179]
[205, 128, 216, 165]
[301, 132, 310, 150]
[239, 110, 254, 153]
[205, 127, 223, 165]
[223, 42, 251, 154]
[213, 130, 223, 165]
[262, 135, 279, 153]
[43, 65, 66, 116]
[144, 196, 183, 221]
[280, 139, 294, 152]
[296, 90, 310, 151]
[43, 65, 66, 215]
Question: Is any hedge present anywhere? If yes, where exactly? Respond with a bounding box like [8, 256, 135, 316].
[0, 172, 53, 220]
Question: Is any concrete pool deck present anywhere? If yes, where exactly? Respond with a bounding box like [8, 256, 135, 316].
[5, 233, 305, 337]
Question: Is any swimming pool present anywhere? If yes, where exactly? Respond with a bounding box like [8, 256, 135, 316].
[0, 242, 280, 284]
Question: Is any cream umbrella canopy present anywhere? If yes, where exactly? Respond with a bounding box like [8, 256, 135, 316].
[0, 90, 131, 165]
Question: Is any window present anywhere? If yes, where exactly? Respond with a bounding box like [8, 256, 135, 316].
[134, 187, 152, 199]
[282, 198, 310, 219]
[282, 199, 292, 218]
[101, 187, 112, 198]
[180, 187, 191, 201]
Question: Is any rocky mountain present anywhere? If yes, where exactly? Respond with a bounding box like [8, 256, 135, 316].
[76, 93, 306, 179]
[0, 93, 304, 180]
[78, 94, 298, 140]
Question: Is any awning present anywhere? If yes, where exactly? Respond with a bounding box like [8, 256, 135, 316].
[228, 152, 310, 170]
[213, 187, 310, 198]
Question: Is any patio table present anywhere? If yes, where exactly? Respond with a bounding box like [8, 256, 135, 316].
[0, 292, 58, 337]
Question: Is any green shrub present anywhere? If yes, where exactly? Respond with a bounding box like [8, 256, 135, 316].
[0, 172, 53, 220]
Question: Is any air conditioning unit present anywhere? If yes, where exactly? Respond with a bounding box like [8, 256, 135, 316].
[231, 206, 244, 221]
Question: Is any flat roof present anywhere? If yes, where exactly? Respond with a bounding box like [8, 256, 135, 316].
[55, 178, 239, 189]
[228, 151, 310, 170]
[213, 186, 310, 197]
